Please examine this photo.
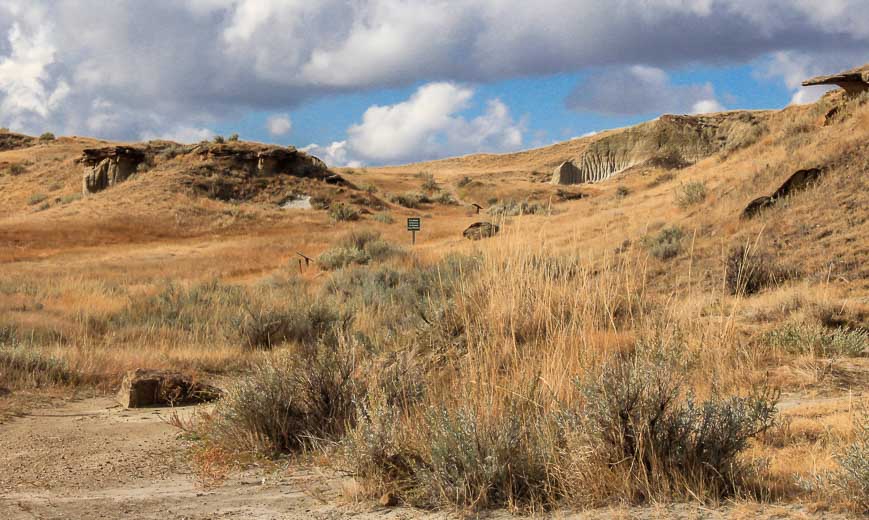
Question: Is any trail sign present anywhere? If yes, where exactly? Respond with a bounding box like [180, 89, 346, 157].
[407, 217, 421, 244]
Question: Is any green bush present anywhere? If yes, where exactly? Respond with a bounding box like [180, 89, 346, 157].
[61, 193, 82, 205]
[213, 135, 225, 144]
[228, 133, 239, 142]
[345, 389, 563, 509]
[318, 247, 371, 270]
[318, 231, 405, 270]
[7, 163, 26, 176]
[675, 181, 707, 208]
[829, 412, 869, 512]
[329, 202, 360, 221]
[207, 342, 357, 454]
[642, 226, 684, 260]
[487, 199, 549, 217]
[615, 185, 630, 198]
[761, 323, 867, 357]
[390, 192, 431, 209]
[574, 349, 778, 499]
[419, 172, 438, 192]
[28, 193, 47, 206]
[39, 132, 55, 141]
[434, 191, 459, 205]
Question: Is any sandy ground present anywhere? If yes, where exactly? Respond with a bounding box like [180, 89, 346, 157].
[0, 396, 858, 520]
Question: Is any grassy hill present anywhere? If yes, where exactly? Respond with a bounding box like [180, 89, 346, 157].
[1, 90, 867, 513]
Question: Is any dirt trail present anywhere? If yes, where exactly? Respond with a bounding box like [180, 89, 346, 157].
[0, 397, 855, 519]
[0, 397, 407, 520]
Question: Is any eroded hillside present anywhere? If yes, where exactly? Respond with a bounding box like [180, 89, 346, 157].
[1, 76, 868, 518]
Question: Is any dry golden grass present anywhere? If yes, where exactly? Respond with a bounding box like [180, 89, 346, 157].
[1, 95, 867, 513]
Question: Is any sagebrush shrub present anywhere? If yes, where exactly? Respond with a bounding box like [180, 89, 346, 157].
[761, 322, 867, 357]
[328, 202, 360, 221]
[642, 226, 684, 260]
[675, 181, 707, 208]
[725, 244, 794, 295]
[574, 349, 778, 500]
[390, 192, 430, 209]
[207, 341, 357, 454]
[487, 199, 549, 217]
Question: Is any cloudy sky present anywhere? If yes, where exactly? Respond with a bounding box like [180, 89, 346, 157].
[0, 1, 867, 166]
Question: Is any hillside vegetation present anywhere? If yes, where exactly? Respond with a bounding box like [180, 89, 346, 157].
[1, 90, 867, 514]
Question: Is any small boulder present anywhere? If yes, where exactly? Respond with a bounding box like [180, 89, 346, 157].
[463, 221, 499, 240]
[117, 369, 222, 408]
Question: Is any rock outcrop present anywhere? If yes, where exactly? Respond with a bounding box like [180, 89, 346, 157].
[117, 368, 223, 408]
[189, 143, 352, 201]
[197, 144, 338, 181]
[742, 168, 824, 219]
[552, 112, 767, 185]
[463, 221, 499, 240]
[551, 161, 584, 185]
[802, 63, 869, 96]
[81, 146, 146, 194]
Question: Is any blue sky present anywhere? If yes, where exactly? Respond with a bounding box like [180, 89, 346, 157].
[1, 1, 867, 166]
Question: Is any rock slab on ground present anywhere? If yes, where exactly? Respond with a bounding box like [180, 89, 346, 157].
[117, 368, 222, 408]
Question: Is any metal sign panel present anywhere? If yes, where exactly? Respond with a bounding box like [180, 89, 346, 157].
[407, 217, 421, 231]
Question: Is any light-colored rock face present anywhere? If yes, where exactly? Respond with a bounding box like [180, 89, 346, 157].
[551, 112, 766, 185]
[551, 161, 584, 185]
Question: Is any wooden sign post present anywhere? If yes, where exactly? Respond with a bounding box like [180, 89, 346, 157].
[472, 203, 483, 214]
[407, 217, 421, 245]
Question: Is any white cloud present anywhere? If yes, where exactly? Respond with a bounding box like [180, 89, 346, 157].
[567, 65, 725, 115]
[140, 125, 214, 143]
[691, 99, 725, 114]
[758, 50, 868, 106]
[0, 1, 867, 140]
[305, 82, 524, 166]
[266, 114, 292, 136]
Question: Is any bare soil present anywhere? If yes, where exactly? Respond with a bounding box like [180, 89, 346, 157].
[0, 396, 855, 519]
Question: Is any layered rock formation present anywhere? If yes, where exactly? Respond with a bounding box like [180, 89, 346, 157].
[551, 112, 767, 185]
[81, 146, 146, 194]
[196, 144, 336, 181]
[803, 63, 869, 96]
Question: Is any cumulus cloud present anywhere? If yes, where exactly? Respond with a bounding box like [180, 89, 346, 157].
[140, 125, 214, 144]
[0, 0, 867, 143]
[266, 114, 292, 136]
[304, 82, 524, 166]
[760, 50, 868, 105]
[566, 65, 725, 115]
